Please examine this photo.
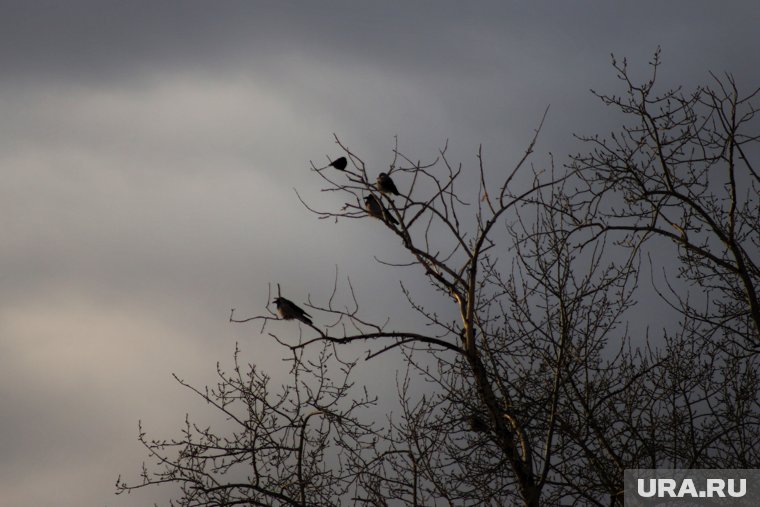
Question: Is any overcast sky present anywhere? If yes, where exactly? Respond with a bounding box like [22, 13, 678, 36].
[1, 2, 759, 506]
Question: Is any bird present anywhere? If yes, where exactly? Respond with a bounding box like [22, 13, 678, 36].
[364, 194, 398, 225]
[376, 172, 401, 196]
[329, 156, 348, 171]
[273, 296, 313, 325]
[466, 414, 489, 433]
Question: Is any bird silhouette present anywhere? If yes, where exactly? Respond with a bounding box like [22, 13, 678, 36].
[376, 172, 401, 196]
[364, 194, 398, 225]
[329, 157, 348, 170]
[273, 297, 313, 325]
[466, 414, 489, 433]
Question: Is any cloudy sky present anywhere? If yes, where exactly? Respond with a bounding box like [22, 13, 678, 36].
[1, 2, 759, 505]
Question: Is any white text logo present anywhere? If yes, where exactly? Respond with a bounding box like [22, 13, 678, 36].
[637, 478, 746, 498]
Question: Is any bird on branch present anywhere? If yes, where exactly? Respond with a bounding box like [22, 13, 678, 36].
[329, 156, 348, 171]
[376, 172, 401, 196]
[466, 414, 489, 433]
[273, 297, 313, 325]
[364, 194, 399, 225]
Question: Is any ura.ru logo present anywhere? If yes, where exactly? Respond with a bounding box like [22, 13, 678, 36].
[637, 478, 746, 498]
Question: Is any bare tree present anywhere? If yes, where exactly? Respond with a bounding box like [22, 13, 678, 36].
[118, 53, 760, 506]
[572, 48, 760, 348]
[116, 342, 380, 506]
[566, 48, 760, 491]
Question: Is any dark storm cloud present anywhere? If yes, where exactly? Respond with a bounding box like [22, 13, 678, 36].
[4, 1, 757, 84]
[4, 0, 757, 161]
[1, 1, 478, 84]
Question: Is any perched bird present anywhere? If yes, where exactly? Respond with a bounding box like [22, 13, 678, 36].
[329, 156, 348, 171]
[364, 194, 398, 225]
[273, 297, 313, 325]
[376, 172, 401, 196]
[466, 414, 489, 433]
